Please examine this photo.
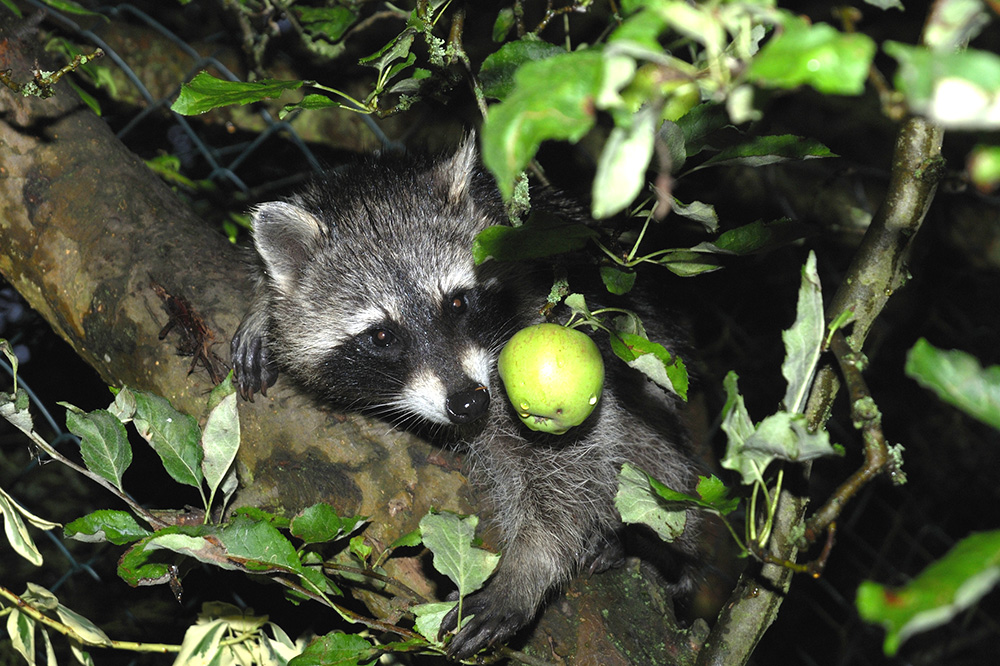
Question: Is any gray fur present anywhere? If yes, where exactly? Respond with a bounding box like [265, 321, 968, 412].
[231, 135, 702, 659]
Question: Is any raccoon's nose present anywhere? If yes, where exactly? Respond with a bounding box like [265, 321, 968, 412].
[446, 385, 490, 424]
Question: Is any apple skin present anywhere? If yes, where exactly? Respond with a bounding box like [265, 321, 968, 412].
[497, 323, 605, 435]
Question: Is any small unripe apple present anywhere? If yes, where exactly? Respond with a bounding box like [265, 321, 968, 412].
[498, 323, 605, 435]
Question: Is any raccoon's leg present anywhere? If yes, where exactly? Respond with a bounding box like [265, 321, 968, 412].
[439, 518, 592, 660]
[230, 305, 279, 399]
[439, 441, 618, 659]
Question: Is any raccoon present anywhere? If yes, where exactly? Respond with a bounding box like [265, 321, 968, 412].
[231, 135, 703, 659]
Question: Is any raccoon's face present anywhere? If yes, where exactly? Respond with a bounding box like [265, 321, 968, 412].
[251, 135, 529, 428]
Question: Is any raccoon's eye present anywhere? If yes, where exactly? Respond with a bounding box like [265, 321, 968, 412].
[449, 293, 468, 314]
[370, 328, 397, 347]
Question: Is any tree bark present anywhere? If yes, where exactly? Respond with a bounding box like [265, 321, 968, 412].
[0, 23, 687, 663]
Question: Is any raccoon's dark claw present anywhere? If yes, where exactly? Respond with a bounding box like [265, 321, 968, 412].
[439, 589, 531, 661]
[230, 326, 279, 400]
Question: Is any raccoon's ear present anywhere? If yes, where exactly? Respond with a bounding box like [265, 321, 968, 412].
[251, 201, 323, 292]
[434, 132, 479, 205]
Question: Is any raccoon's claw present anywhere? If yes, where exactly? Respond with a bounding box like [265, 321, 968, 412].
[439, 590, 531, 661]
[230, 326, 279, 400]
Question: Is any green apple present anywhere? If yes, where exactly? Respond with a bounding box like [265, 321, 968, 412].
[497, 323, 605, 435]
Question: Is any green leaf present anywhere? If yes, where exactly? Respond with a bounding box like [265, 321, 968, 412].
[609, 332, 688, 400]
[39, 0, 108, 20]
[615, 463, 687, 542]
[294, 6, 357, 42]
[289, 632, 377, 666]
[905, 339, 1000, 430]
[290, 503, 366, 545]
[280, 93, 346, 118]
[671, 198, 719, 232]
[857, 530, 1000, 656]
[411, 601, 455, 644]
[201, 391, 240, 504]
[722, 410, 840, 485]
[214, 515, 303, 572]
[781, 251, 824, 414]
[171, 71, 305, 116]
[479, 38, 567, 100]
[132, 391, 203, 489]
[472, 214, 597, 264]
[64, 406, 131, 490]
[884, 42, 1000, 129]
[748, 16, 876, 95]
[420, 513, 500, 597]
[592, 106, 657, 219]
[65, 510, 152, 545]
[2, 0, 23, 18]
[720, 371, 755, 448]
[232, 506, 291, 530]
[599, 266, 637, 295]
[482, 49, 605, 199]
[697, 134, 836, 171]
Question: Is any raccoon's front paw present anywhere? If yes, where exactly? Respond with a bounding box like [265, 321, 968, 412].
[438, 589, 532, 660]
[230, 325, 279, 400]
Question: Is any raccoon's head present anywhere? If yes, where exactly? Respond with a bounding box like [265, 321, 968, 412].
[251, 135, 531, 428]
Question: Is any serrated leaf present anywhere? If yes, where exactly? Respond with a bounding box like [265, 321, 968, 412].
[479, 38, 567, 100]
[64, 510, 151, 545]
[288, 631, 377, 666]
[748, 16, 876, 95]
[721, 371, 755, 447]
[171, 71, 304, 116]
[592, 106, 656, 219]
[781, 251, 824, 413]
[295, 6, 357, 42]
[420, 513, 499, 596]
[609, 333, 688, 400]
[599, 266, 637, 295]
[471, 215, 597, 264]
[722, 411, 840, 485]
[905, 338, 1000, 430]
[202, 392, 240, 500]
[109, 386, 136, 423]
[482, 49, 604, 199]
[215, 515, 303, 572]
[117, 538, 175, 587]
[290, 503, 366, 545]
[64, 407, 131, 489]
[280, 93, 345, 119]
[671, 198, 719, 231]
[697, 134, 835, 171]
[411, 601, 456, 644]
[132, 391, 203, 489]
[389, 528, 422, 549]
[615, 463, 687, 542]
[857, 530, 1000, 656]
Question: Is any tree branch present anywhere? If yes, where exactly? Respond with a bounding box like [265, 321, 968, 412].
[697, 115, 944, 666]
